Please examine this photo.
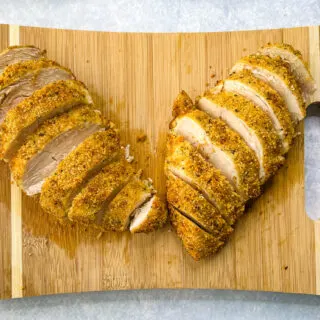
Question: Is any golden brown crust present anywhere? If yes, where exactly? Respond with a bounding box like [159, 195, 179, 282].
[102, 173, 154, 231]
[165, 134, 244, 225]
[130, 195, 168, 233]
[0, 59, 73, 89]
[10, 105, 104, 186]
[68, 160, 135, 223]
[259, 43, 311, 76]
[40, 128, 120, 220]
[202, 91, 284, 180]
[0, 79, 92, 160]
[234, 54, 305, 118]
[226, 70, 295, 152]
[172, 109, 261, 200]
[172, 90, 195, 118]
[169, 205, 225, 261]
[166, 172, 233, 237]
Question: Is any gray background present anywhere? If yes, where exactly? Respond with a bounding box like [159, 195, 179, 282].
[1, 0, 320, 319]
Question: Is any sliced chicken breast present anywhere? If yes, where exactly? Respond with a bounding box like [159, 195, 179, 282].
[102, 172, 154, 232]
[0, 46, 46, 75]
[166, 172, 233, 236]
[197, 91, 284, 181]
[169, 205, 225, 261]
[215, 70, 294, 152]
[171, 109, 260, 200]
[10, 105, 104, 195]
[231, 54, 305, 121]
[0, 79, 92, 160]
[165, 134, 244, 225]
[172, 90, 195, 118]
[68, 160, 135, 224]
[130, 195, 168, 233]
[0, 59, 74, 123]
[40, 127, 120, 220]
[258, 43, 316, 97]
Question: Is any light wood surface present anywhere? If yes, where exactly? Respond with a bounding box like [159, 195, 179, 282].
[0, 24, 318, 298]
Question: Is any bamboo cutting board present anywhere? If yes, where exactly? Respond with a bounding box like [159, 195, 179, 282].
[0, 24, 319, 299]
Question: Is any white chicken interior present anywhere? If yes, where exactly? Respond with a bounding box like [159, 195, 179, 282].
[0, 68, 73, 124]
[219, 79, 287, 150]
[259, 47, 316, 96]
[198, 97, 265, 179]
[0, 47, 45, 75]
[172, 116, 238, 188]
[23, 124, 103, 195]
[231, 63, 302, 121]
[129, 195, 155, 231]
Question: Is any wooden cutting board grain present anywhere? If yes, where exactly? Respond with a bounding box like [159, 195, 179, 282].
[0, 24, 319, 298]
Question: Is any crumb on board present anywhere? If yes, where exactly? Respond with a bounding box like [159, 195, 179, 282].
[96, 231, 103, 239]
[210, 73, 216, 78]
[243, 48, 247, 52]
[125, 144, 134, 163]
[136, 134, 147, 143]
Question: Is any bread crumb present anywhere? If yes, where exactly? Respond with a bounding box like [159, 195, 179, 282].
[210, 73, 216, 78]
[136, 134, 147, 143]
[96, 231, 103, 239]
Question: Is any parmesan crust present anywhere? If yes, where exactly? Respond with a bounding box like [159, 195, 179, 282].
[201, 91, 284, 181]
[166, 172, 233, 236]
[165, 134, 244, 225]
[171, 109, 261, 200]
[40, 128, 120, 220]
[102, 173, 154, 231]
[169, 205, 225, 261]
[0, 79, 93, 160]
[68, 160, 135, 224]
[10, 105, 104, 188]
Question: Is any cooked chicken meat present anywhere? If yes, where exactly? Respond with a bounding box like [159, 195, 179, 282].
[68, 160, 135, 224]
[166, 134, 244, 225]
[215, 70, 294, 152]
[0, 59, 74, 123]
[231, 54, 305, 121]
[0, 79, 92, 160]
[130, 195, 168, 233]
[10, 105, 104, 195]
[258, 43, 316, 97]
[197, 91, 284, 181]
[0, 46, 46, 75]
[40, 127, 120, 220]
[171, 109, 260, 200]
[166, 172, 233, 236]
[102, 172, 154, 231]
[169, 205, 225, 260]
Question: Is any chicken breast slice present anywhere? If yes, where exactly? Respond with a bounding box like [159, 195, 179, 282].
[0, 59, 74, 123]
[130, 195, 168, 233]
[172, 90, 195, 118]
[166, 172, 233, 236]
[165, 134, 244, 225]
[10, 105, 104, 195]
[40, 127, 120, 220]
[171, 109, 260, 200]
[0, 79, 92, 161]
[68, 160, 135, 224]
[215, 70, 294, 153]
[258, 43, 316, 97]
[0, 46, 46, 75]
[102, 172, 154, 232]
[231, 54, 305, 121]
[197, 91, 284, 181]
[169, 205, 225, 261]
